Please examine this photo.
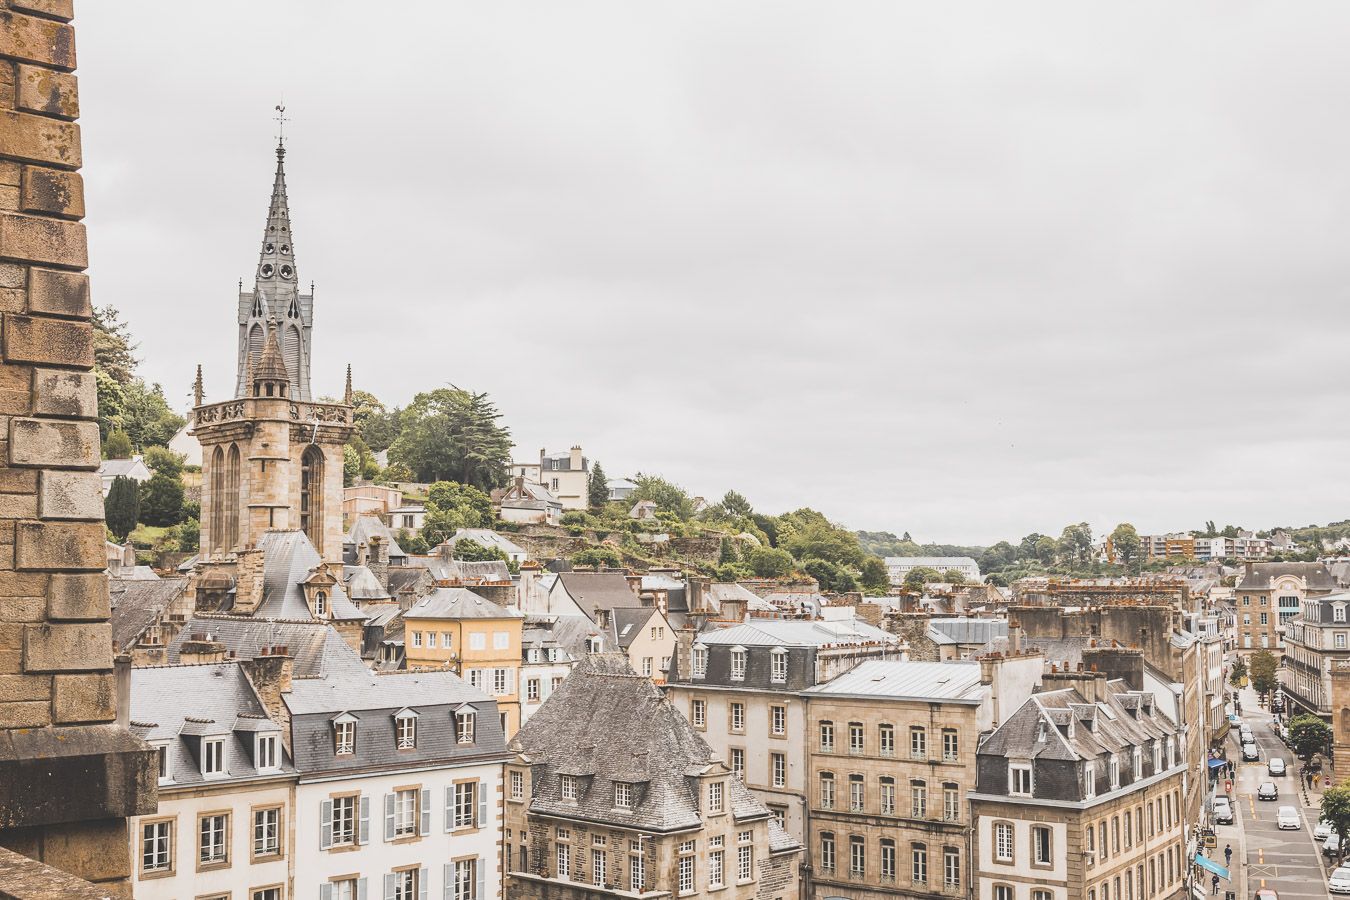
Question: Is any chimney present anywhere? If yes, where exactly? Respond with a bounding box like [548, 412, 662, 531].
[570, 445, 583, 470]
[179, 634, 227, 665]
[624, 574, 642, 598]
[1009, 617, 1023, 654]
[357, 541, 369, 567]
[115, 653, 132, 728]
[1244, 560, 1254, 582]
[122, 541, 136, 568]
[687, 575, 706, 613]
[241, 647, 294, 751]
[675, 625, 696, 682]
[518, 561, 540, 613]
[515, 475, 525, 494]
[369, 534, 389, 589]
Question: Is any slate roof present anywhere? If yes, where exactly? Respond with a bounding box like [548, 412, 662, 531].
[388, 565, 432, 596]
[452, 529, 525, 558]
[405, 588, 523, 621]
[130, 663, 294, 786]
[344, 565, 391, 601]
[927, 617, 1008, 646]
[1236, 561, 1336, 592]
[980, 635, 1090, 669]
[423, 558, 512, 584]
[532, 614, 608, 658]
[166, 616, 370, 678]
[98, 457, 150, 479]
[512, 654, 790, 837]
[109, 576, 189, 651]
[255, 530, 366, 621]
[806, 660, 986, 702]
[704, 582, 763, 613]
[695, 619, 897, 648]
[343, 515, 406, 562]
[609, 607, 658, 650]
[556, 572, 639, 616]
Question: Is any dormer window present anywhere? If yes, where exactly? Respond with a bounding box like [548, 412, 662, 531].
[1152, 742, 1162, 772]
[315, 591, 327, 618]
[615, 782, 633, 809]
[1008, 763, 1032, 797]
[334, 713, 357, 755]
[1109, 755, 1120, 790]
[1132, 746, 1142, 778]
[1084, 762, 1096, 799]
[202, 737, 226, 778]
[708, 780, 724, 814]
[455, 709, 475, 744]
[692, 646, 708, 678]
[256, 733, 279, 772]
[561, 775, 578, 800]
[155, 743, 171, 784]
[1336, 604, 1346, 623]
[395, 709, 418, 750]
[730, 647, 747, 680]
[770, 647, 788, 683]
[1166, 738, 1175, 768]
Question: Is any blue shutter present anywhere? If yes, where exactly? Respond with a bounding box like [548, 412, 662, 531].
[321, 884, 334, 900]
[320, 799, 333, 850]
[443, 863, 454, 900]
[383, 874, 396, 900]
[475, 857, 486, 900]
[418, 868, 429, 900]
[420, 788, 432, 835]
[477, 780, 487, 828]
[445, 785, 454, 831]
[359, 795, 371, 844]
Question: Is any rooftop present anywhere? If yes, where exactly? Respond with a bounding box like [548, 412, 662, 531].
[806, 660, 985, 702]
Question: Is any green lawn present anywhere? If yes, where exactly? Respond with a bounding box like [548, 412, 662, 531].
[128, 524, 170, 548]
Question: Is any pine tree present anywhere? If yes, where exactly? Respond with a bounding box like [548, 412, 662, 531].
[139, 471, 185, 527]
[587, 462, 609, 508]
[103, 428, 133, 459]
[104, 475, 140, 541]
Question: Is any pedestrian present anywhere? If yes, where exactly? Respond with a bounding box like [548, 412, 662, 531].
[1212, 873, 1220, 895]
[1224, 844, 1232, 868]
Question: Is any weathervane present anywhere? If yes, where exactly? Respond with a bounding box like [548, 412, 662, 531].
[274, 103, 289, 150]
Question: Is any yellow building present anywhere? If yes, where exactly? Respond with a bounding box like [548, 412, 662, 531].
[403, 587, 526, 736]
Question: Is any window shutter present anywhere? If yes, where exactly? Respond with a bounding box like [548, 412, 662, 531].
[420, 788, 432, 835]
[383, 874, 396, 900]
[359, 795, 371, 844]
[320, 799, 333, 850]
[321, 884, 334, 900]
[384, 792, 396, 841]
[477, 780, 488, 827]
[443, 863, 454, 900]
[419, 868, 429, 900]
[475, 857, 486, 900]
[357, 879, 368, 900]
[445, 785, 454, 832]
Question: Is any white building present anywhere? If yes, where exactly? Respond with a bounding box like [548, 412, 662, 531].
[885, 555, 982, 585]
[98, 455, 152, 496]
[452, 528, 527, 565]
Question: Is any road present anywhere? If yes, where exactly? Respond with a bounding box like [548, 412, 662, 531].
[1215, 687, 1330, 900]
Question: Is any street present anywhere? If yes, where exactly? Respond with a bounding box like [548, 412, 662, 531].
[1211, 684, 1330, 900]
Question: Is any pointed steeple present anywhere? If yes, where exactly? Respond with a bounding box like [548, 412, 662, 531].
[192, 364, 204, 407]
[344, 364, 353, 406]
[256, 141, 298, 293]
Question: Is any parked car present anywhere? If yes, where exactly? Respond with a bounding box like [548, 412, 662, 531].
[1242, 744, 1260, 761]
[1277, 806, 1300, 829]
[1229, 714, 1243, 725]
[1326, 833, 1342, 858]
[1254, 890, 1278, 900]
[1240, 724, 1254, 739]
[1330, 864, 1350, 895]
[1213, 796, 1234, 825]
[1257, 781, 1279, 800]
[1242, 732, 1257, 745]
[1319, 820, 1336, 840]
[1269, 758, 1287, 776]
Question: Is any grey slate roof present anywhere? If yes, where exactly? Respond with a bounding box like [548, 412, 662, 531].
[806, 660, 986, 702]
[1236, 561, 1335, 592]
[609, 607, 658, 650]
[927, 617, 1008, 646]
[512, 654, 789, 837]
[531, 614, 608, 658]
[255, 530, 366, 621]
[130, 663, 294, 786]
[344, 565, 391, 601]
[694, 619, 897, 648]
[556, 572, 639, 616]
[166, 616, 370, 678]
[343, 515, 407, 562]
[422, 558, 512, 584]
[405, 588, 523, 621]
[452, 528, 525, 558]
[109, 576, 189, 651]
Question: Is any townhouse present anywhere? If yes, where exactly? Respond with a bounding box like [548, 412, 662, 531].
[1233, 561, 1335, 652]
[1282, 589, 1350, 717]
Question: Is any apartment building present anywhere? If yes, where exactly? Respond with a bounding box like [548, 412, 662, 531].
[665, 619, 901, 839]
[969, 671, 1189, 900]
[1234, 561, 1335, 652]
[403, 587, 525, 735]
[519, 619, 577, 726]
[504, 654, 801, 900]
[539, 446, 590, 510]
[1282, 590, 1350, 717]
[885, 557, 982, 585]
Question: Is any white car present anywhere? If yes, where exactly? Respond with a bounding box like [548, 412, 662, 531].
[1277, 806, 1300, 829]
[1269, 758, 1287, 776]
[1213, 796, 1234, 825]
[1331, 863, 1350, 894]
[1319, 820, 1336, 840]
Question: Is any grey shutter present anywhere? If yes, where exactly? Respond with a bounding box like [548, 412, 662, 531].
[384, 792, 396, 840]
[418, 868, 429, 900]
[383, 874, 396, 900]
[320, 799, 333, 850]
[321, 884, 334, 900]
[357, 878, 368, 900]
[475, 857, 485, 900]
[445, 785, 454, 831]
[359, 795, 371, 844]
[420, 788, 432, 836]
[477, 780, 487, 827]
[443, 863, 454, 900]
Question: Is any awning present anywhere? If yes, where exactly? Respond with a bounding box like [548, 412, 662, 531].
[1207, 758, 1227, 769]
[1193, 854, 1230, 879]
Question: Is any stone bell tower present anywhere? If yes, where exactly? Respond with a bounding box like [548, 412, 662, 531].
[193, 135, 352, 561]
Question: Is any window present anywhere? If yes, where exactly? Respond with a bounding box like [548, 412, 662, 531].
[692, 698, 706, 727]
[252, 889, 281, 900]
[592, 848, 608, 886]
[737, 832, 753, 882]
[155, 743, 171, 783]
[994, 887, 1013, 900]
[1009, 763, 1032, 796]
[1110, 755, 1120, 790]
[552, 675, 564, 691]
[1033, 826, 1052, 865]
[441, 632, 452, 649]
[393, 788, 417, 837]
[510, 770, 524, 801]
[708, 780, 724, 814]
[469, 632, 486, 650]
[912, 843, 928, 884]
[730, 702, 745, 732]
[412, 631, 423, 648]
[1124, 811, 1132, 849]
[820, 831, 836, 871]
[630, 843, 645, 891]
[820, 720, 835, 752]
[994, 822, 1014, 862]
[299, 445, 324, 550]
[943, 783, 959, 822]
[141, 820, 172, 874]
[203, 738, 225, 777]
[771, 705, 786, 736]
[1339, 633, 1348, 649]
[730, 648, 747, 680]
[820, 772, 836, 809]
[943, 847, 960, 888]
[330, 795, 357, 846]
[199, 812, 228, 865]
[391, 868, 418, 900]
[451, 859, 476, 900]
[709, 840, 725, 889]
[731, 747, 744, 775]
[1260, 612, 1268, 625]
[494, 630, 510, 649]
[879, 724, 895, 756]
[456, 710, 475, 744]
[768, 751, 787, 788]
[561, 775, 577, 801]
[881, 839, 896, 879]
[692, 646, 708, 677]
[253, 807, 281, 858]
[616, 782, 633, 808]
[880, 777, 896, 814]
[850, 835, 865, 876]
[527, 679, 541, 701]
[678, 841, 696, 894]
[942, 729, 959, 760]
[849, 722, 864, 754]
[396, 712, 417, 750]
[335, 718, 356, 755]
[771, 648, 787, 682]
[850, 774, 865, 811]
[557, 843, 571, 881]
[453, 782, 477, 828]
[315, 590, 328, 617]
[256, 733, 279, 770]
[911, 780, 927, 818]
[910, 726, 927, 759]
[493, 668, 509, 695]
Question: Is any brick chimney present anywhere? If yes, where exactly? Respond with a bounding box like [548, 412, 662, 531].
[179, 633, 228, 665]
[368, 534, 389, 589]
[570, 445, 584, 470]
[675, 624, 697, 682]
[518, 561, 542, 614]
[232, 547, 267, 615]
[241, 647, 294, 752]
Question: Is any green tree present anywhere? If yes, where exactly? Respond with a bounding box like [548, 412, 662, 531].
[143, 446, 184, 478]
[747, 547, 795, 578]
[572, 547, 623, 568]
[104, 475, 140, 541]
[103, 428, 133, 460]
[940, 568, 966, 585]
[1229, 656, 1247, 687]
[343, 444, 361, 487]
[387, 388, 512, 489]
[350, 389, 401, 452]
[118, 379, 184, 450]
[92, 305, 137, 386]
[782, 520, 865, 569]
[803, 559, 857, 593]
[139, 470, 185, 527]
[980, 541, 1017, 573]
[1249, 650, 1279, 701]
[587, 461, 610, 508]
[860, 557, 889, 594]
[396, 527, 429, 555]
[1289, 714, 1332, 766]
[904, 566, 942, 588]
[1323, 782, 1350, 863]
[720, 490, 753, 518]
[630, 474, 694, 520]
[171, 516, 200, 553]
[420, 481, 495, 546]
[453, 538, 509, 564]
[1110, 523, 1141, 566]
[719, 538, 740, 565]
[1057, 522, 1094, 566]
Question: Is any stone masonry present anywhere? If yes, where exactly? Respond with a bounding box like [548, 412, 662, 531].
[0, 2, 157, 895]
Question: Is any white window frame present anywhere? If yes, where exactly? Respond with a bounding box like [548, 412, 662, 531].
[770, 647, 787, 683]
[1009, 763, 1032, 797]
[395, 709, 418, 750]
[730, 647, 747, 680]
[202, 737, 226, 778]
[692, 645, 708, 677]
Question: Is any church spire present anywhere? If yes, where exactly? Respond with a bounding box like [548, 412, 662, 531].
[192, 364, 204, 407]
[256, 139, 298, 292]
[344, 364, 353, 406]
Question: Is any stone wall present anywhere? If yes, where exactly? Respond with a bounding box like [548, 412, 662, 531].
[0, 2, 156, 893]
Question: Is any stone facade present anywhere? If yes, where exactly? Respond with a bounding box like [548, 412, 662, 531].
[0, 3, 157, 893]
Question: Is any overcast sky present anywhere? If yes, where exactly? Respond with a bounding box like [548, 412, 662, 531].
[76, 2, 1350, 545]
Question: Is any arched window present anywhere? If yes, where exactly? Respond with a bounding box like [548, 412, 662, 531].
[210, 446, 225, 551]
[224, 444, 240, 550]
[315, 591, 327, 618]
[247, 323, 264, 372]
[301, 445, 324, 553]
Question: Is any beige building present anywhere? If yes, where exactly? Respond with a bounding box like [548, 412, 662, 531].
[539, 446, 590, 510]
[1282, 589, 1350, 718]
[1233, 561, 1335, 653]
